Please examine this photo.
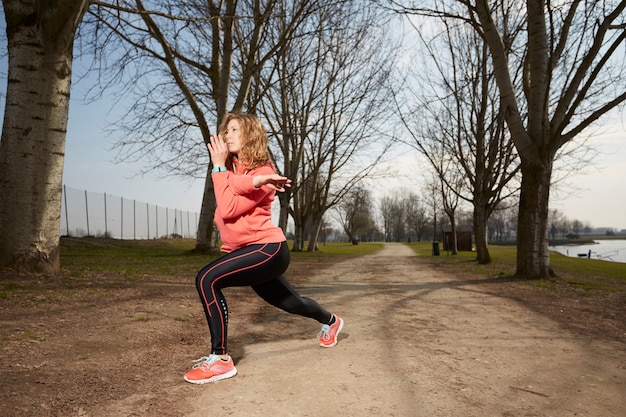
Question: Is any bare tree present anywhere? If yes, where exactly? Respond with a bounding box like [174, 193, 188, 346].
[257, 0, 398, 251]
[473, 0, 626, 277]
[335, 186, 375, 245]
[379, 193, 408, 242]
[381, 185, 438, 244]
[392, 0, 626, 278]
[403, 191, 429, 242]
[423, 175, 445, 243]
[488, 202, 517, 242]
[439, 172, 462, 254]
[391, 198, 408, 243]
[379, 195, 395, 242]
[395, 7, 521, 264]
[0, 0, 90, 272]
[571, 219, 583, 237]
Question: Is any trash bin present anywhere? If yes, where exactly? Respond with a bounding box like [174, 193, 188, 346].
[432, 241, 440, 256]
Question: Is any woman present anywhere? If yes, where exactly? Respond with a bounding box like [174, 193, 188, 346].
[184, 113, 343, 384]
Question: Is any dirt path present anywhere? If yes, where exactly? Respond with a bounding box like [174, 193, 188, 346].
[181, 243, 624, 417]
[2, 242, 624, 416]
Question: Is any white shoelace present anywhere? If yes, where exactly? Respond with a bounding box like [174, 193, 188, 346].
[317, 324, 330, 340]
[191, 355, 218, 370]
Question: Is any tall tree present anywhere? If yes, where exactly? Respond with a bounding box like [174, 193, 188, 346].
[439, 171, 462, 254]
[379, 194, 405, 242]
[395, 6, 521, 264]
[257, 0, 398, 251]
[403, 191, 429, 242]
[336, 186, 375, 245]
[394, 0, 626, 277]
[0, 0, 90, 272]
[473, 0, 626, 277]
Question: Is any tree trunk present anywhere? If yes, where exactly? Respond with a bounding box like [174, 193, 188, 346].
[515, 157, 554, 279]
[473, 204, 491, 264]
[0, 0, 89, 272]
[194, 168, 218, 253]
[306, 216, 322, 252]
[276, 191, 290, 232]
[292, 218, 304, 251]
[449, 217, 458, 255]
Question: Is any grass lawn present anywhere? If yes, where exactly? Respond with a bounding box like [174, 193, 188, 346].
[407, 241, 626, 292]
[58, 237, 383, 278]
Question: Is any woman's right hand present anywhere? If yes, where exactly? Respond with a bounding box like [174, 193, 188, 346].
[207, 135, 228, 167]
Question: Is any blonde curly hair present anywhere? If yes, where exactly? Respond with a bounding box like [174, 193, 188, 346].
[219, 113, 272, 171]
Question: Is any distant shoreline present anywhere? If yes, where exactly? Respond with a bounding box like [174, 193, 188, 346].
[490, 236, 626, 247]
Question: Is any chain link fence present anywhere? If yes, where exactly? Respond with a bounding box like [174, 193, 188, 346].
[61, 185, 200, 239]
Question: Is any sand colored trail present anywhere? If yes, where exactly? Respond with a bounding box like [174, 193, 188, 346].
[184, 243, 625, 417]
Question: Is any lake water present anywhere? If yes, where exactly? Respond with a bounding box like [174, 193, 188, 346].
[550, 239, 626, 263]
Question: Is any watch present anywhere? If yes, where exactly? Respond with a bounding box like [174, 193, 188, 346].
[211, 166, 227, 173]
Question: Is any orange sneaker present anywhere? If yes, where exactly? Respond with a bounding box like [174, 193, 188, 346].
[183, 355, 237, 384]
[318, 315, 344, 348]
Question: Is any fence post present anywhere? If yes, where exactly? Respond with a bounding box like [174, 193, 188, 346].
[84, 190, 90, 237]
[104, 193, 108, 238]
[120, 197, 124, 239]
[60, 186, 198, 239]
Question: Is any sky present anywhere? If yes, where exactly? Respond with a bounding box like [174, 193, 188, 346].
[550, 119, 626, 231]
[60, 90, 626, 232]
[0, 26, 624, 234]
[0, 62, 623, 232]
[62, 95, 206, 215]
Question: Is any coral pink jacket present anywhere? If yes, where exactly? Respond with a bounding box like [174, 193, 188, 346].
[212, 161, 286, 252]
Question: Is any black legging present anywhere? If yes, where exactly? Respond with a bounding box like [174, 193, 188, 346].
[195, 241, 332, 355]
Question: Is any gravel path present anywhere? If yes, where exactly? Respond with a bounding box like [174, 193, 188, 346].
[186, 243, 625, 417]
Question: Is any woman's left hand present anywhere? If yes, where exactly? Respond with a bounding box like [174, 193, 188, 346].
[253, 174, 292, 192]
